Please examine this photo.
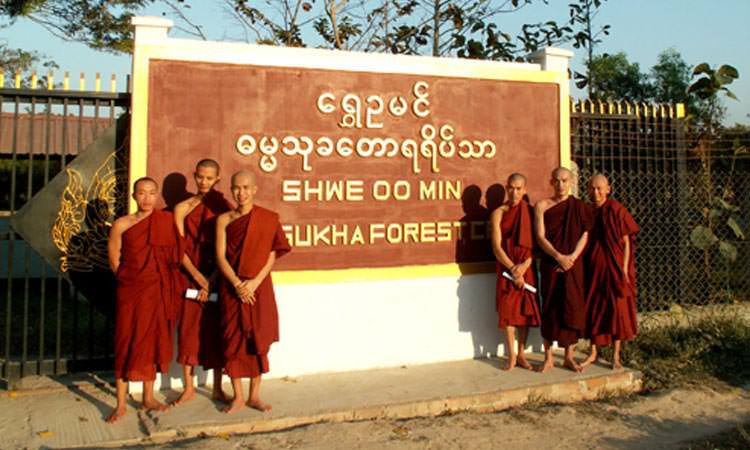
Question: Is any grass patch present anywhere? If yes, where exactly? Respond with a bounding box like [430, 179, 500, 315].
[610, 310, 750, 392]
[678, 422, 750, 450]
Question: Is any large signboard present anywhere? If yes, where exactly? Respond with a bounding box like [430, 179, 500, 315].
[131, 19, 568, 278]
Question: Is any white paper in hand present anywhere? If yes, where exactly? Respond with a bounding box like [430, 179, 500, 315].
[501, 271, 538, 294]
[185, 288, 218, 302]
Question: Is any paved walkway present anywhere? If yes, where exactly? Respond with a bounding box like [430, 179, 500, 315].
[0, 353, 640, 449]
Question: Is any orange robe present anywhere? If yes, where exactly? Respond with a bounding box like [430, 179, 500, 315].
[114, 210, 182, 381]
[496, 200, 541, 328]
[177, 190, 232, 370]
[219, 206, 291, 378]
[585, 199, 640, 345]
[540, 197, 593, 347]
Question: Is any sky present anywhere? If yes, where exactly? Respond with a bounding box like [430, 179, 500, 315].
[1, 0, 749, 124]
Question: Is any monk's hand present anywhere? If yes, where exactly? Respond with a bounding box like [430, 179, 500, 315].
[196, 288, 209, 302]
[510, 263, 525, 279]
[556, 254, 575, 271]
[513, 276, 525, 289]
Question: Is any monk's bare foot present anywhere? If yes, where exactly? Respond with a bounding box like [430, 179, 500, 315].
[247, 398, 272, 412]
[140, 399, 169, 413]
[517, 354, 533, 370]
[212, 388, 230, 404]
[563, 357, 583, 373]
[580, 353, 597, 369]
[106, 406, 126, 423]
[503, 355, 517, 371]
[612, 359, 624, 370]
[537, 358, 554, 373]
[171, 388, 196, 406]
[222, 397, 245, 414]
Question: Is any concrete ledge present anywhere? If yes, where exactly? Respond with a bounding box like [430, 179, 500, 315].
[5, 355, 641, 449]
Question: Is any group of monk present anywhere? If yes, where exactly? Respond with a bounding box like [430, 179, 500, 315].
[106, 159, 290, 422]
[104, 159, 638, 424]
[491, 167, 640, 373]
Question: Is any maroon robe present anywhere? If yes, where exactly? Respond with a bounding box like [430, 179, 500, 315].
[114, 209, 182, 381]
[540, 197, 593, 347]
[496, 200, 541, 328]
[220, 206, 291, 378]
[177, 190, 233, 369]
[585, 199, 640, 345]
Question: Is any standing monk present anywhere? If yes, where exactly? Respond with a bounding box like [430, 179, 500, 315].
[215, 170, 291, 413]
[535, 167, 593, 373]
[107, 177, 182, 422]
[490, 173, 541, 371]
[172, 159, 233, 405]
[581, 175, 640, 370]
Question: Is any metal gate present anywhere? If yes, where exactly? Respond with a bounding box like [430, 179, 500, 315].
[1, 79, 130, 386]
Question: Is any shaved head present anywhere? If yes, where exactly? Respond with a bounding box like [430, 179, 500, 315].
[196, 158, 220, 173]
[133, 176, 158, 191]
[231, 170, 256, 187]
[551, 167, 572, 179]
[588, 173, 610, 187]
[507, 173, 527, 186]
[588, 173, 612, 206]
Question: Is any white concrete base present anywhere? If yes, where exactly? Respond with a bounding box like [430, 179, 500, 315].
[135, 273, 546, 392]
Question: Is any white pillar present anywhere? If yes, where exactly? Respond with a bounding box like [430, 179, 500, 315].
[131, 16, 173, 44]
[529, 47, 574, 73]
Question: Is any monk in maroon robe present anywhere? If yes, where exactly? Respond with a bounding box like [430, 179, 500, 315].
[215, 170, 291, 414]
[107, 177, 182, 423]
[172, 159, 233, 405]
[581, 174, 639, 370]
[535, 167, 593, 373]
[490, 173, 541, 371]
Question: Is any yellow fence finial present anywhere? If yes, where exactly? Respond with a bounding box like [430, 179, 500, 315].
[79, 72, 85, 91]
[110, 74, 117, 93]
[31, 70, 38, 89]
[47, 70, 54, 89]
[676, 103, 686, 118]
[63, 71, 70, 90]
[0, 72, 5, 88]
[14, 69, 21, 88]
[95, 72, 101, 92]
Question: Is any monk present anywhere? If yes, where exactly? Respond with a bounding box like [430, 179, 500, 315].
[490, 173, 541, 371]
[106, 177, 182, 423]
[535, 167, 593, 373]
[172, 159, 233, 405]
[215, 170, 291, 413]
[581, 175, 640, 370]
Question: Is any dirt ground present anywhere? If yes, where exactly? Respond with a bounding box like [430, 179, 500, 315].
[130, 387, 750, 450]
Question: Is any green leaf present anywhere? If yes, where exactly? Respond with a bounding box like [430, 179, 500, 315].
[715, 197, 740, 212]
[692, 63, 711, 75]
[725, 90, 739, 101]
[718, 241, 738, 262]
[717, 64, 739, 79]
[690, 225, 718, 250]
[727, 216, 746, 240]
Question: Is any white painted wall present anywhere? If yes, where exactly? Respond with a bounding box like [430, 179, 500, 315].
[148, 273, 544, 391]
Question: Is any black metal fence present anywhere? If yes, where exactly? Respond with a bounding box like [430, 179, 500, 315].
[0, 85, 130, 386]
[571, 100, 750, 318]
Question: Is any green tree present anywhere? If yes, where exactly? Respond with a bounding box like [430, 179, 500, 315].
[587, 52, 652, 102]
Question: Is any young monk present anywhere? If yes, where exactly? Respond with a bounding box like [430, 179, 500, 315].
[106, 177, 182, 423]
[581, 174, 640, 370]
[490, 173, 541, 371]
[172, 159, 233, 405]
[535, 167, 593, 373]
[215, 170, 291, 413]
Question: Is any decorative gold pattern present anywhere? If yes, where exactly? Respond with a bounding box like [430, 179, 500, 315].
[52, 151, 128, 272]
